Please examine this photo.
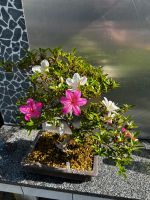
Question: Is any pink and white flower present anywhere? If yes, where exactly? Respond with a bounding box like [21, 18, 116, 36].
[60, 90, 87, 116]
[19, 98, 43, 121]
[66, 73, 87, 90]
[32, 59, 49, 73]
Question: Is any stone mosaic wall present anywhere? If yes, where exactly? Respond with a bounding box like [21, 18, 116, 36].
[0, 67, 30, 124]
[0, 0, 29, 62]
[0, 0, 29, 124]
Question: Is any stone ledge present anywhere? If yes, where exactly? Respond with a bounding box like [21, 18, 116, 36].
[0, 125, 150, 200]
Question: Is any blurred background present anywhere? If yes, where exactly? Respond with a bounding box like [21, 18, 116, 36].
[22, 0, 150, 138]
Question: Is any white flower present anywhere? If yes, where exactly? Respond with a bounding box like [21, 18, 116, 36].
[32, 59, 49, 73]
[102, 97, 119, 117]
[66, 73, 87, 90]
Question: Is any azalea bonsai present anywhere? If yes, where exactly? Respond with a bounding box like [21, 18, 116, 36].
[17, 48, 140, 177]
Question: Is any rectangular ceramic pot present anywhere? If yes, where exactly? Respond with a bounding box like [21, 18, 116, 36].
[21, 131, 99, 181]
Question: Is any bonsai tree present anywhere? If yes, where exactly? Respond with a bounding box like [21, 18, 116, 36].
[17, 48, 140, 176]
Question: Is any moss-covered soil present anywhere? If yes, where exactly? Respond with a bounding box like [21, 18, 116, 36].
[25, 132, 94, 171]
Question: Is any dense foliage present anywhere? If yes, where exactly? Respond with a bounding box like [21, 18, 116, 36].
[17, 48, 141, 176]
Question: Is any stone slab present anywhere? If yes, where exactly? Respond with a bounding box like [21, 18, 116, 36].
[0, 126, 149, 200]
[0, 183, 22, 194]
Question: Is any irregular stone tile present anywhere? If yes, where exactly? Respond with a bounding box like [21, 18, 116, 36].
[0, 0, 7, 6]
[16, 77, 22, 82]
[12, 42, 20, 52]
[13, 0, 22, 9]
[11, 80, 20, 88]
[0, 39, 11, 47]
[11, 96, 18, 105]
[12, 28, 21, 41]
[0, 87, 4, 95]
[1, 102, 8, 109]
[20, 48, 26, 59]
[16, 71, 25, 80]
[1, 7, 9, 23]
[0, 19, 7, 27]
[4, 81, 10, 86]
[5, 73, 14, 81]
[16, 87, 23, 92]
[4, 52, 10, 60]
[4, 110, 12, 123]
[4, 88, 9, 96]
[0, 26, 3, 35]
[1, 29, 13, 39]
[22, 32, 28, 41]
[8, 3, 13, 7]
[8, 84, 15, 90]
[21, 81, 30, 90]
[6, 105, 17, 110]
[0, 45, 6, 56]
[8, 55, 13, 62]
[12, 54, 19, 62]
[8, 8, 23, 21]
[6, 47, 12, 55]
[3, 95, 12, 105]
[0, 73, 5, 81]
[0, 94, 3, 100]
[12, 66, 19, 73]
[18, 18, 25, 30]
[9, 19, 17, 30]
[20, 41, 28, 49]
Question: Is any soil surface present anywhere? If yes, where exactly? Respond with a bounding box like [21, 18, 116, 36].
[26, 132, 94, 171]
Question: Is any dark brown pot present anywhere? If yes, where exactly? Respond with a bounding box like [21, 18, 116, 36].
[21, 131, 99, 181]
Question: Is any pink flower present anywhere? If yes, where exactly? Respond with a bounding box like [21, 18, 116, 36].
[121, 127, 126, 133]
[19, 98, 43, 121]
[60, 90, 87, 116]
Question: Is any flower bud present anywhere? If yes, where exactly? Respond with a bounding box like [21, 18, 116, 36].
[60, 76, 64, 84]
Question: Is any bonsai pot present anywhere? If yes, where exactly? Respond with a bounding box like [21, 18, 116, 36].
[21, 131, 99, 181]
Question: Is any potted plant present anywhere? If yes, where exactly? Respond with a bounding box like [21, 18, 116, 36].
[17, 48, 140, 180]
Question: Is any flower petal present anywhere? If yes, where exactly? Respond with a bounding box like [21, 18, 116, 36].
[19, 105, 29, 114]
[73, 90, 81, 99]
[41, 59, 49, 68]
[32, 66, 42, 73]
[112, 103, 119, 110]
[65, 90, 74, 100]
[66, 78, 73, 86]
[27, 98, 34, 104]
[73, 73, 80, 82]
[31, 111, 41, 118]
[60, 96, 71, 105]
[25, 114, 31, 121]
[62, 104, 72, 115]
[121, 127, 126, 133]
[71, 82, 78, 90]
[77, 98, 87, 106]
[80, 76, 87, 85]
[35, 102, 43, 111]
[72, 105, 81, 116]
[102, 97, 109, 107]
